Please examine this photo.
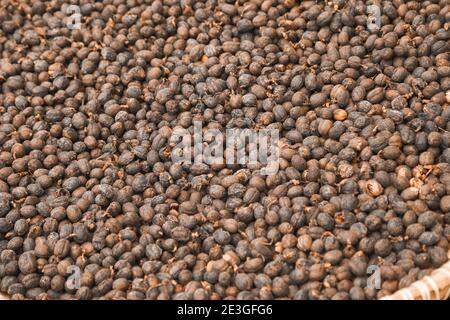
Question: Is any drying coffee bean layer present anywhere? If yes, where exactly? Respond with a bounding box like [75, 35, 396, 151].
[0, 0, 449, 300]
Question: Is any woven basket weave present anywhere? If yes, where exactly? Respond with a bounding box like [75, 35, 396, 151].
[381, 250, 450, 300]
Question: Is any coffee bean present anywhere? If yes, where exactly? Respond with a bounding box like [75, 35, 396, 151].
[18, 252, 37, 275]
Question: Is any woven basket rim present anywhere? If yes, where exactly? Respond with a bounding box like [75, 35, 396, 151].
[381, 250, 450, 300]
